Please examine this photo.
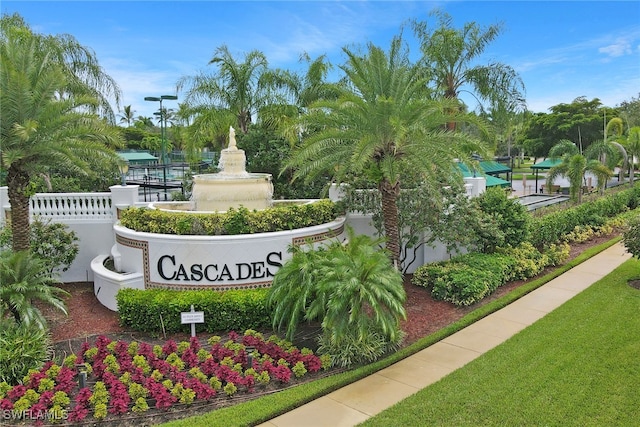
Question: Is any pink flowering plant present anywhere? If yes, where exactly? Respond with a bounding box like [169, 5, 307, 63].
[0, 330, 330, 423]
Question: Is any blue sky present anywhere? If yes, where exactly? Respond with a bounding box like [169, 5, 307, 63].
[3, 1, 639, 120]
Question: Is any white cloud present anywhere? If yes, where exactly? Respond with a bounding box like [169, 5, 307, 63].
[598, 37, 633, 58]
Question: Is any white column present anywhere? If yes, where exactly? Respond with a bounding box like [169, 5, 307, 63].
[109, 185, 139, 272]
[463, 177, 486, 197]
[329, 183, 348, 202]
[0, 186, 8, 223]
[109, 185, 140, 221]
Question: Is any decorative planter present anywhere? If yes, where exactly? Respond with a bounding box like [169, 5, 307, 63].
[91, 217, 346, 311]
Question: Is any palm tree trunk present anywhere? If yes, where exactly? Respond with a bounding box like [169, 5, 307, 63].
[379, 179, 401, 268]
[445, 91, 457, 131]
[7, 165, 31, 252]
[238, 110, 251, 134]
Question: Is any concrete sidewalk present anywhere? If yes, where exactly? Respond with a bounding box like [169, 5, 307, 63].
[259, 242, 632, 427]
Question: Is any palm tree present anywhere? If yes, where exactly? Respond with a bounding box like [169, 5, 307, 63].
[412, 10, 526, 130]
[268, 229, 406, 366]
[177, 44, 294, 142]
[0, 251, 68, 329]
[585, 139, 627, 182]
[1, 14, 123, 252]
[118, 105, 136, 127]
[265, 53, 342, 143]
[547, 140, 613, 202]
[293, 53, 341, 109]
[135, 116, 154, 128]
[623, 127, 640, 184]
[285, 36, 487, 267]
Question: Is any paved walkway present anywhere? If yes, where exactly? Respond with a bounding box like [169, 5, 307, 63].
[259, 242, 632, 427]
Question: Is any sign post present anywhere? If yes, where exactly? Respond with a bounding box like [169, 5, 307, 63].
[180, 305, 205, 338]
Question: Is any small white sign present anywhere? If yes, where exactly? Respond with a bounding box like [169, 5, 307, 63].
[181, 311, 204, 324]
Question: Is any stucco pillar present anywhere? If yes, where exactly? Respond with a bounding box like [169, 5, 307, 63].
[109, 185, 139, 221]
[329, 183, 348, 202]
[109, 185, 139, 272]
[463, 177, 486, 198]
[0, 186, 8, 223]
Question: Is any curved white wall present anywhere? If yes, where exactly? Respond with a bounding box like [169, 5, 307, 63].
[109, 217, 346, 292]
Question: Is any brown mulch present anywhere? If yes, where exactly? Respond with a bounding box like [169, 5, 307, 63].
[31, 234, 620, 426]
[44, 233, 616, 351]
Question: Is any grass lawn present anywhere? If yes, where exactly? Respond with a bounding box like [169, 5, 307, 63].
[361, 258, 640, 427]
[511, 172, 537, 180]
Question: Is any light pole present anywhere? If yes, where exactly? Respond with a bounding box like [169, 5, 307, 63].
[117, 160, 129, 186]
[144, 95, 177, 200]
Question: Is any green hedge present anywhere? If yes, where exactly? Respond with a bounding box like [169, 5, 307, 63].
[413, 184, 640, 307]
[412, 242, 562, 306]
[116, 288, 271, 334]
[119, 199, 342, 235]
[529, 184, 640, 249]
[413, 252, 514, 306]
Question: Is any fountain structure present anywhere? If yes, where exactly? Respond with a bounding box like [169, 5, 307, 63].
[191, 127, 273, 212]
[92, 127, 345, 310]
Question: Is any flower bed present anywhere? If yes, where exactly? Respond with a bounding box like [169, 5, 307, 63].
[0, 330, 330, 424]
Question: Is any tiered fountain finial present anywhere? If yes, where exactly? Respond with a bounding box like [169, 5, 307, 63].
[190, 126, 273, 211]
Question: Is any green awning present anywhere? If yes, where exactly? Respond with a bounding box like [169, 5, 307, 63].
[531, 158, 562, 170]
[479, 160, 511, 175]
[484, 175, 511, 188]
[457, 163, 511, 188]
[117, 152, 158, 165]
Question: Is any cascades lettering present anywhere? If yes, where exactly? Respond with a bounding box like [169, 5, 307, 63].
[157, 252, 283, 282]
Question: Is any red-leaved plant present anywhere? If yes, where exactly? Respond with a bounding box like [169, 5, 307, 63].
[0, 330, 325, 423]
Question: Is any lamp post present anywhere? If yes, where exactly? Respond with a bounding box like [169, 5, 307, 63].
[117, 160, 129, 186]
[144, 95, 177, 200]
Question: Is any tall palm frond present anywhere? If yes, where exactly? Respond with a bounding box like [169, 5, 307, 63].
[412, 9, 526, 129]
[623, 127, 640, 184]
[1, 16, 122, 251]
[285, 35, 489, 267]
[177, 44, 296, 137]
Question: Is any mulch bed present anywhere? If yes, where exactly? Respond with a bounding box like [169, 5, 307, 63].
[33, 233, 618, 425]
[44, 233, 616, 354]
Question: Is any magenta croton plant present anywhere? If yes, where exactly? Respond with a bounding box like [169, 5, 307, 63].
[0, 330, 330, 423]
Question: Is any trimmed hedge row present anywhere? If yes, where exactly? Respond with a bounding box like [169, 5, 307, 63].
[529, 184, 640, 249]
[116, 288, 271, 334]
[413, 242, 568, 306]
[119, 199, 342, 235]
[413, 184, 640, 306]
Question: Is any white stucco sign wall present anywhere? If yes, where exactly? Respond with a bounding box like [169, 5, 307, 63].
[112, 218, 346, 291]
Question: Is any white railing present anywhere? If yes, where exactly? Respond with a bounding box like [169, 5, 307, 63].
[30, 192, 113, 220]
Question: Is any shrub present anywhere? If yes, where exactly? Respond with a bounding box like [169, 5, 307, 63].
[413, 252, 515, 306]
[116, 288, 271, 334]
[0, 251, 68, 329]
[453, 252, 516, 283]
[411, 262, 454, 290]
[543, 242, 571, 266]
[499, 242, 548, 280]
[119, 199, 342, 235]
[474, 187, 531, 249]
[429, 264, 500, 306]
[317, 323, 403, 368]
[267, 228, 406, 367]
[528, 185, 640, 249]
[0, 318, 52, 385]
[0, 218, 79, 274]
[622, 214, 640, 259]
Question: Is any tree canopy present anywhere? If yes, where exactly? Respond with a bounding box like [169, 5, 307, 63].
[285, 35, 488, 267]
[1, 13, 122, 251]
